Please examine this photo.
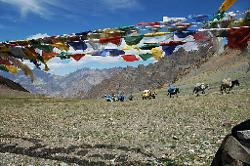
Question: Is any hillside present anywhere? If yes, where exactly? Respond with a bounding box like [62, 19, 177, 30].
[0, 76, 31, 97]
[0, 48, 249, 165]
[0, 76, 28, 92]
[174, 49, 250, 94]
[86, 44, 217, 98]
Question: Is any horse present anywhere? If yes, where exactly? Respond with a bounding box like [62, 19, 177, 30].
[151, 92, 157, 99]
[220, 79, 240, 94]
[167, 88, 180, 98]
[142, 90, 157, 100]
[193, 83, 209, 96]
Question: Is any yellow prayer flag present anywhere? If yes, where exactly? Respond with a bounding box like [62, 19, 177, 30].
[151, 47, 163, 60]
[0, 46, 10, 55]
[219, 0, 237, 12]
[51, 43, 69, 51]
[5, 65, 18, 74]
[122, 45, 140, 50]
[144, 32, 170, 37]
[44, 63, 49, 71]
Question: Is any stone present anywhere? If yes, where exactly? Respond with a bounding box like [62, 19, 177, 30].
[237, 130, 250, 140]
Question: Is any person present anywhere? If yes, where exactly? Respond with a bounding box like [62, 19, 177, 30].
[111, 93, 116, 102]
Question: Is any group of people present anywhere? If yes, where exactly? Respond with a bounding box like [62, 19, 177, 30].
[104, 93, 133, 102]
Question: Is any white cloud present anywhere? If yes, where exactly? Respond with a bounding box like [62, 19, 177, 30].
[22, 60, 36, 70]
[141, 36, 167, 44]
[0, 0, 54, 18]
[46, 56, 123, 75]
[0, 0, 142, 21]
[48, 56, 122, 69]
[22, 56, 119, 76]
[163, 16, 187, 24]
[103, 0, 141, 10]
[26, 33, 50, 40]
[225, 11, 237, 18]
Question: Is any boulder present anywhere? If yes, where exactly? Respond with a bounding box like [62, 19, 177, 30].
[211, 119, 250, 166]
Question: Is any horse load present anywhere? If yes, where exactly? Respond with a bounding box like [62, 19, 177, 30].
[167, 85, 180, 98]
[193, 83, 209, 96]
[142, 90, 156, 100]
[221, 78, 240, 94]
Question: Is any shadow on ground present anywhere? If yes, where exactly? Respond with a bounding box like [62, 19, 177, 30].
[0, 134, 177, 166]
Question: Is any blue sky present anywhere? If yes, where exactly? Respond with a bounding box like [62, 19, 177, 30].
[0, 0, 249, 75]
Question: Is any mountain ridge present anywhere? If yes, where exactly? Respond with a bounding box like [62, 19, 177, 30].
[0, 67, 122, 97]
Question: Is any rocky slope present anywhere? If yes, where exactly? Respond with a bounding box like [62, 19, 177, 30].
[0, 76, 29, 92]
[58, 67, 122, 97]
[86, 45, 217, 98]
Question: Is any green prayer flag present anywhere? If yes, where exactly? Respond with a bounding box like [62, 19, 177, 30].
[37, 55, 45, 64]
[29, 40, 54, 53]
[140, 43, 160, 50]
[38, 45, 54, 53]
[55, 52, 70, 60]
[213, 11, 225, 21]
[118, 26, 136, 32]
[139, 53, 152, 61]
[124, 35, 144, 46]
[0, 65, 9, 72]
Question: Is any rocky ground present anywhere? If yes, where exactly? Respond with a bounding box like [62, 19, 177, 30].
[0, 49, 249, 165]
[0, 88, 249, 165]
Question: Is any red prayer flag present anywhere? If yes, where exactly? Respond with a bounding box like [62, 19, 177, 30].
[227, 26, 250, 50]
[0, 58, 11, 65]
[8, 42, 19, 47]
[24, 47, 38, 59]
[192, 32, 209, 41]
[137, 22, 161, 26]
[99, 36, 122, 45]
[42, 51, 57, 61]
[122, 55, 140, 62]
[160, 41, 186, 46]
[71, 54, 85, 61]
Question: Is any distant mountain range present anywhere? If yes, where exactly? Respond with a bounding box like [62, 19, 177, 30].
[0, 67, 122, 97]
